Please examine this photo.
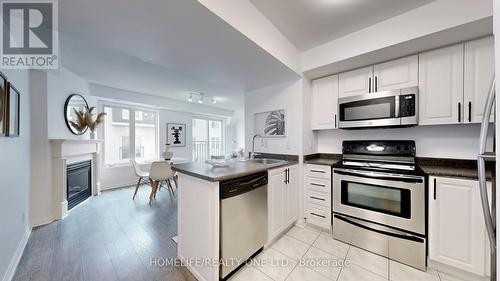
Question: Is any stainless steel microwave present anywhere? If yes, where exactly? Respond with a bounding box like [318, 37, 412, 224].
[338, 86, 418, 129]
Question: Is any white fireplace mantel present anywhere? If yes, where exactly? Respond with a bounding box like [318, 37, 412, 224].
[49, 139, 103, 219]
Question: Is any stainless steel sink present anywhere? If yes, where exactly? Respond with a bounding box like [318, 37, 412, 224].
[241, 158, 285, 164]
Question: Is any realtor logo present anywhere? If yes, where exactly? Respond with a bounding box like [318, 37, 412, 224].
[1, 0, 58, 69]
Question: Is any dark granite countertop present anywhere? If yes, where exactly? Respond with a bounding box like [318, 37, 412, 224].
[416, 158, 493, 180]
[304, 153, 341, 166]
[172, 155, 298, 182]
[303, 153, 493, 180]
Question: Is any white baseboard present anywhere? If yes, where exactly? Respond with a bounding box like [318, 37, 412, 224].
[100, 181, 136, 191]
[2, 228, 31, 281]
[31, 216, 54, 228]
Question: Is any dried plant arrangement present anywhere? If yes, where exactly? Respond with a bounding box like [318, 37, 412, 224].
[69, 106, 106, 134]
[69, 107, 88, 133]
[85, 106, 106, 133]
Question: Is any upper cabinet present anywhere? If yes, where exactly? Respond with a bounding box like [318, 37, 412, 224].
[338, 56, 418, 98]
[311, 75, 338, 130]
[338, 66, 373, 98]
[464, 37, 495, 123]
[418, 44, 464, 125]
[419, 37, 494, 126]
[310, 36, 493, 130]
[374, 55, 418, 91]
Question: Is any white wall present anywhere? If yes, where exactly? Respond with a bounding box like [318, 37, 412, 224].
[245, 79, 303, 155]
[30, 67, 91, 227]
[198, 0, 301, 74]
[0, 69, 31, 281]
[316, 124, 492, 159]
[46, 68, 93, 139]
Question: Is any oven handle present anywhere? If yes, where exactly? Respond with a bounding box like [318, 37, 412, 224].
[334, 168, 423, 183]
[335, 214, 425, 243]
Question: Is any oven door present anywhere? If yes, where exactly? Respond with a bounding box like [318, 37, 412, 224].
[333, 168, 425, 235]
[338, 91, 400, 129]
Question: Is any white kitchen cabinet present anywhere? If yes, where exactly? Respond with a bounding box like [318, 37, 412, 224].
[268, 165, 299, 242]
[419, 44, 464, 125]
[464, 37, 495, 123]
[374, 55, 418, 91]
[338, 66, 373, 98]
[304, 164, 332, 230]
[284, 165, 299, 226]
[429, 176, 489, 276]
[311, 75, 338, 130]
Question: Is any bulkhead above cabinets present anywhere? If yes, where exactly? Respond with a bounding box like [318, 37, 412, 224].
[311, 36, 494, 130]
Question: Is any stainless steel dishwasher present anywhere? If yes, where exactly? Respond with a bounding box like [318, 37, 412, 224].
[220, 171, 268, 279]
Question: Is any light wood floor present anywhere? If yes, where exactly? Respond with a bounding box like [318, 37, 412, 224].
[13, 185, 197, 281]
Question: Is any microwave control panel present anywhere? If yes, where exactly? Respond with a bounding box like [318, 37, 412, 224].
[399, 94, 416, 117]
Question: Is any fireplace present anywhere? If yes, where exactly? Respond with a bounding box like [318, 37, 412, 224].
[67, 160, 92, 210]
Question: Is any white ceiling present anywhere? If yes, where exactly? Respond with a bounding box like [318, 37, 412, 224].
[58, 0, 299, 110]
[250, 0, 435, 51]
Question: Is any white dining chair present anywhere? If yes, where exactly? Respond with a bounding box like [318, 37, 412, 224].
[131, 159, 150, 200]
[149, 160, 176, 204]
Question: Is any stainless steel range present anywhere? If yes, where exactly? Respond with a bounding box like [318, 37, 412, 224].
[332, 140, 427, 271]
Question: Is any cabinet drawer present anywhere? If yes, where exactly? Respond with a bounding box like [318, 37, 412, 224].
[306, 164, 331, 179]
[307, 203, 331, 230]
[306, 177, 331, 193]
[307, 190, 331, 207]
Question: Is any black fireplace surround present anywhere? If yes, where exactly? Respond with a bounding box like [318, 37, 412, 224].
[67, 160, 92, 210]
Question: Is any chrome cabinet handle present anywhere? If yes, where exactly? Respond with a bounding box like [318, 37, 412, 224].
[310, 196, 325, 201]
[433, 178, 436, 200]
[310, 183, 326, 187]
[310, 213, 326, 218]
[374, 76, 378, 92]
[458, 102, 461, 122]
[310, 170, 325, 173]
[368, 77, 372, 93]
[468, 101, 472, 122]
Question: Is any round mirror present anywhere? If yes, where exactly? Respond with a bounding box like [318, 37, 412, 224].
[64, 94, 89, 135]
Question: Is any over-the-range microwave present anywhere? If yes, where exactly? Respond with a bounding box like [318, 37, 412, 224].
[338, 86, 418, 129]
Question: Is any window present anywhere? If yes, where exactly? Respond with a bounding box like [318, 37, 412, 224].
[122, 109, 129, 120]
[192, 118, 224, 162]
[103, 105, 158, 165]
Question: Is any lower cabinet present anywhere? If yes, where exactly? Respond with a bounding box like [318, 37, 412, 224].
[268, 165, 298, 242]
[304, 164, 332, 230]
[429, 176, 490, 276]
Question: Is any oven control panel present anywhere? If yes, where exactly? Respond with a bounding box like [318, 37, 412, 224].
[342, 140, 415, 156]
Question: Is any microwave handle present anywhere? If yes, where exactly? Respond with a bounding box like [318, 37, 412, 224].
[395, 95, 400, 118]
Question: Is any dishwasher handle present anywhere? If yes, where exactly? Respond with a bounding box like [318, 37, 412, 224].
[220, 172, 268, 199]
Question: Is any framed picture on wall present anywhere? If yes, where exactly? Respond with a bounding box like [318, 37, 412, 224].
[6, 83, 20, 137]
[0, 72, 7, 137]
[254, 109, 286, 137]
[167, 123, 186, 147]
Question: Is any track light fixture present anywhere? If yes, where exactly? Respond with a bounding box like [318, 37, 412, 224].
[187, 92, 217, 105]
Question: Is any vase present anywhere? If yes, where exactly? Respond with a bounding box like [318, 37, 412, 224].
[90, 131, 96, 140]
[162, 143, 174, 160]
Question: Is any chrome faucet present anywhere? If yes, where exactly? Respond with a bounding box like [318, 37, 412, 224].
[251, 134, 262, 159]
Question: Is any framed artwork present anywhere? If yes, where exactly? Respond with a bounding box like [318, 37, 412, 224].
[7, 83, 20, 137]
[167, 123, 186, 147]
[254, 109, 286, 137]
[0, 72, 6, 137]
